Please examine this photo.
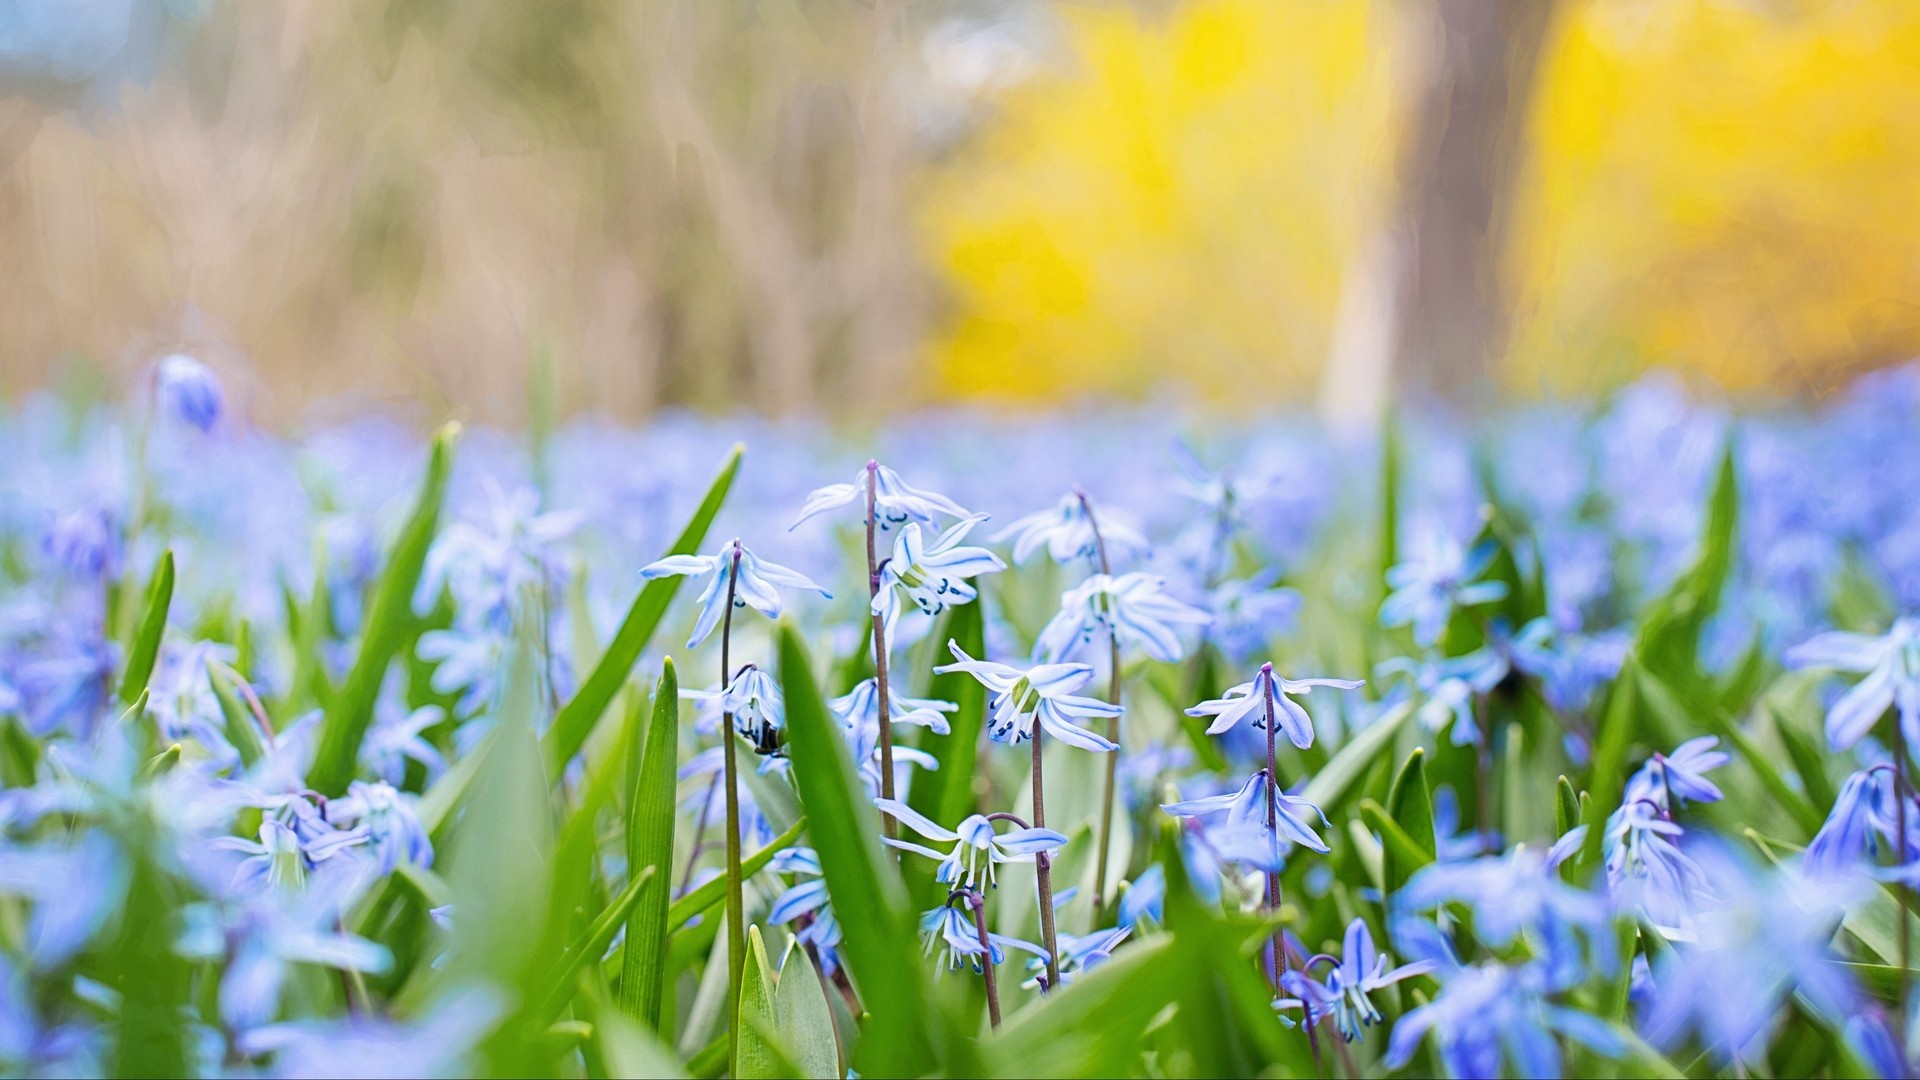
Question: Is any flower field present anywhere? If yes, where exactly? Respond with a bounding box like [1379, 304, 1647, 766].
[4, 361, 1920, 1077]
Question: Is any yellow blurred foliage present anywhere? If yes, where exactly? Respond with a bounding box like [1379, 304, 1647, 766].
[919, 0, 1402, 404]
[1510, 0, 1920, 395]
[924, 0, 1920, 402]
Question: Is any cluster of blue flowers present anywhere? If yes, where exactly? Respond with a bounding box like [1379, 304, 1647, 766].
[3, 355, 1920, 1077]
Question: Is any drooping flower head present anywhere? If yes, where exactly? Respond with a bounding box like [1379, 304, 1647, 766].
[1034, 572, 1210, 664]
[684, 664, 785, 754]
[641, 539, 831, 649]
[1184, 662, 1362, 750]
[875, 799, 1067, 888]
[1161, 769, 1331, 857]
[934, 642, 1120, 752]
[790, 461, 970, 533]
[1787, 616, 1920, 752]
[994, 490, 1148, 566]
[1277, 918, 1433, 1042]
[872, 517, 1005, 638]
[153, 353, 224, 433]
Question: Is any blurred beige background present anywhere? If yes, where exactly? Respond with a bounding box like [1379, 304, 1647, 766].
[5, 0, 1920, 423]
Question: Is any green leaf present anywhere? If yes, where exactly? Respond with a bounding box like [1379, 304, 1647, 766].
[986, 938, 1181, 1078]
[118, 549, 173, 706]
[1770, 701, 1839, 811]
[205, 659, 266, 769]
[545, 444, 741, 772]
[1361, 798, 1434, 891]
[1382, 748, 1436, 894]
[735, 926, 800, 1079]
[539, 867, 655, 1020]
[660, 819, 807, 936]
[1554, 776, 1581, 840]
[1635, 438, 1738, 702]
[774, 944, 840, 1080]
[1300, 698, 1415, 812]
[1379, 410, 1401, 589]
[1580, 655, 1641, 875]
[911, 596, 986, 827]
[310, 423, 459, 795]
[622, 660, 681, 1031]
[582, 980, 691, 1080]
[776, 621, 941, 1079]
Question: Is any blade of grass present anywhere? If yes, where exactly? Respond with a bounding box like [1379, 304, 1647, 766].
[621, 660, 681, 1030]
[118, 549, 173, 706]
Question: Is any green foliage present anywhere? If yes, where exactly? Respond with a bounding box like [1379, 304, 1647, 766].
[310, 422, 460, 795]
[118, 549, 173, 706]
[621, 660, 681, 1030]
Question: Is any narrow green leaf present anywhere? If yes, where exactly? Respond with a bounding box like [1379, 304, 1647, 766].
[1360, 798, 1433, 887]
[911, 596, 986, 827]
[1300, 698, 1415, 812]
[1770, 701, 1839, 811]
[1555, 776, 1581, 840]
[735, 927, 800, 1079]
[1580, 655, 1640, 875]
[665, 819, 807, 935]
[137, 743, 182, 779]
[621, 660, 680, 1030]
[118, 549, 173, 706]
[582, 979, 691, 1080]
[1382, 748, 1436, 893]
[546, 444, 742, 772]
[986, 938, 1180, 1078]
[539, 868, 655, 1020]
[206, 660, 266, 769]
[1635, 438, 1738, 701]
[776, 621, 938, 1078]
[774, 945, 840, 1080]
[310, 423, 460, 795]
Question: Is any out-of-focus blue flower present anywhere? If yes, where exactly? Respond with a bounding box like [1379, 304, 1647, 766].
[237, 985, 503, 1079]
[1277, 918, 1433, 1042]
[875, 799, 1066, 888]
[1162, 769, 1331, 855]
[43, 506, 122, 583]
[1642, 846, 1863, 1065]
[1034, 572, 1210, 664]
[1843, 1009, 1911, 1080]
[417, 482, 580, 629]
[1805, 767, 1898, 877]
[1431, 787, 1498, 860]
[1381, 533, 1509, 647]
[1626, 736, 1729, 810]
[1787, 617, 1920, 752]
[210, 819, 365, 895]
[0, 830, 129, 965]
[1184, 662, 1362, 749]
[995, 491, 1147, 566]
[872, 516, 1004, 638]
[1401, 844, 1612, 987]
[1384, 955, 1622, 1078]
[684, 664, 784, 753]
[920, 902, 1049, 974]
[153, 354, 223, 433]
[790, 461, 970, 532]
[1377, 648, 1507, 746]
[1202, 571, 1302, 663]
[1022, 925, 1130, 988]
[1118, 863, 1164, 928]
[178, 879, 392, 1032]
[767, 847, 843, 975]
[1507, 616, 1629, 714]
[1603, 799, 1709, 933]
[934, 642, 1120, 752]
[6, 620, 116, 738]
[360, 701, 446, 786]
[642, 539, 830, 649]
[329, 780, 431, 874]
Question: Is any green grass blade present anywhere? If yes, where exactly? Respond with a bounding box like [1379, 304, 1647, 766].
[309, 423, 460, 795]
[621, 660, 681, 1030]
[910, 596, 985, 827]
[539, 867, 655, 1020]
[776, 621, 937, 1078]
[545, 444, 742, 772]
[118, 549, 173, 706]
[205, 659, 266, 769]
[774, 944, 840, 1080]
[667, 818, 806, 933]
[1382, 748, 1436, 893]
[1361, 798, 1434, 892]
[734, 926, 802, 1079]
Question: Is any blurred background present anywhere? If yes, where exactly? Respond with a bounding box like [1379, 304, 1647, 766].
[3, 0, 1920, 424]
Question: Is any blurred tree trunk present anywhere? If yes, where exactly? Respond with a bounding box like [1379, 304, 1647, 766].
[1323, 0, 1556, 422]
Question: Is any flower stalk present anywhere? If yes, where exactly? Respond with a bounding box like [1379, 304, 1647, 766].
[1031, 733, 1062, 991]
[866, 462, 899, 841]
[1079, 487, 1125, 916]
[719, 543, 747, 1060]
[959, 888, 1003, 1028]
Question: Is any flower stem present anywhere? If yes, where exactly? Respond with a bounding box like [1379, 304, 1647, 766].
[720, 544, 746, 1063]
[963, 890, 1003, 1028]
[866, 462, 898, 842]
[1031, 731, 1062, 991]
[1078, 487, 1124, 918]
[1894, 711, 1912, 1021]
[1260, 688, 1287, 990]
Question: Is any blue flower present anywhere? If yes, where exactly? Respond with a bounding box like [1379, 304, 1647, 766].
[994, 491, 1148, 566]
[1377, 648, 1508, 746]
[1384, 955, 1622, 1078]
[683, 664, 784, 753]
[1787, 617, 1920, 752]
[177, 879, 392, 1031]
[934, 642, 1121, 752]
[1118, 863, 1164, 928]
[767, 848, 843, 975]
[1184, 662, 1362, 749]
[1380, 532, 1509, 647]
[920, 903, 1049, 974]
[359, 700, 446, 787]
[831, 678, 955, 737]
[875, 799, 1067, 888]
[1805, 767, 1895, 876]
[1401, 845, 1612, 987]
[1161, 769, 1331, 855]
[1602, 799, 1709, 934]
[872, 517, 1005, 638]
[642, 539, 831, 649]
[1277, 918, 1434, 1042]
[790, 461, 971, 532]
[210, 818, 366, 895]
[1033, 572, 1210, 664]
[1626, 736, 1729, 810]
[1021, 925, 1130, 988]
[329, 781, 432, 874]
[153, 354, 223, 433]
[0, 830, 129, 965]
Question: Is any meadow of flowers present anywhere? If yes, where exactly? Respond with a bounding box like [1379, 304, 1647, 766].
[4, 358, 1920, 1078]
